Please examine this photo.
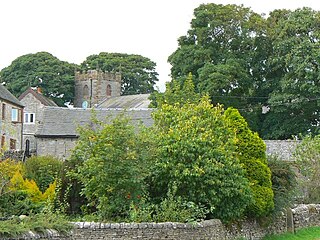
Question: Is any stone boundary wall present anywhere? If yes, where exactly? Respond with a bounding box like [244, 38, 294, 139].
[3, 204, 320, 240]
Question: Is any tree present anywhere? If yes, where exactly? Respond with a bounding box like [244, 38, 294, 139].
[0, 52, 78, 106]
[168, 3, 269, 133]
[68, 114, 154, 220]
[81, 52, 159, 95]
[150, 97, 252, 222]
[262, 8, 320, 139]
[224, 108, 274, 217]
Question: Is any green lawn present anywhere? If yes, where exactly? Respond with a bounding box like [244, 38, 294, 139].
[262, 227, 320, 240]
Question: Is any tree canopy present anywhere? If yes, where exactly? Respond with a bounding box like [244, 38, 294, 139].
[168, 4, 320, 139]
[0, 52, 77, 106]
[81, 52, 159, 95]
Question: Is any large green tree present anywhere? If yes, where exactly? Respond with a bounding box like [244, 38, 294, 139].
[81, 52, 159, 95]
[0, 52, 77, 106]
[169, 4, 320, 139]
[262, 8, 320, 139]
[168, 3, 268, 132]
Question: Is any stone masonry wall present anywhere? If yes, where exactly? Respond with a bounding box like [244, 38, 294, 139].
[4, 204, 320, 240]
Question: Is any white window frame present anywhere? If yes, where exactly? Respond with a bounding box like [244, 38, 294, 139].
[11, 108, 19, 122]
[24, 113, 35, 124]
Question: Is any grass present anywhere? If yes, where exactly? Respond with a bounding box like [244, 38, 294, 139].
[0, 213, 74, 238]
[263, 226, 320, 240]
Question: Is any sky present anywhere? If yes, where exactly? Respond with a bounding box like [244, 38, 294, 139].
[1, 0, 320, 92]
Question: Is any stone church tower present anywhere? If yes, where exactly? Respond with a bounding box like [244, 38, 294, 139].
[74, 70, 121, 108]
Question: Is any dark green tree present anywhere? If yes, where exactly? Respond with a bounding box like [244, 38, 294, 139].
[262, 8, 320, 139]
[0, 52, 78, 106]
[81, 52, 158, 95]
[168, 3, 269, 132]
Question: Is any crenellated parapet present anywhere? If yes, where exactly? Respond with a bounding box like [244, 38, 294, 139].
[75, 70, 121, 83]
[74, 70, 122, 108]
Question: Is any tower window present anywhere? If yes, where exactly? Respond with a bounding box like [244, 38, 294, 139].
[107, 84, 112, 96]
[83, 85, 89, 97]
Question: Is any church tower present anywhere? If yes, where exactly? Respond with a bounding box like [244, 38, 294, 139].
[74, 70, 121, 108]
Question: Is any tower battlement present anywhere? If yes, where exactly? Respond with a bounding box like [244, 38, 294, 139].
[75, 70, 121, 82]
[74, 70, 122, 108]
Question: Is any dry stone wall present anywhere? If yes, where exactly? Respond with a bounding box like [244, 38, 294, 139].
[4, 204, 320, 240]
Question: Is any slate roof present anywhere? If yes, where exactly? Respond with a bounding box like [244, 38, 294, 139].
[35, 107, 154, 138]
[18, 88, 58, 106]
[0, 84, 24, 107]
[97, 94, 151, 109]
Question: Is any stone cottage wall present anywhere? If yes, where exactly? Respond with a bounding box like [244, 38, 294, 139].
[4, 204, 320, 240]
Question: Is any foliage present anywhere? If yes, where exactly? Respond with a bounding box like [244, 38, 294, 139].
[0, 159, 56, 217]
[81, 52, 158, 95]
[169, 4, 320, 139]
[0, 213, 73, 238]
[267, 155, 297, 214]
[0, 159, 22, 197]
[0, 52, 78, 106]
[149, 96, 252, 223]
[68, 113, 155, 220]
[262, 8, 320, 139]
[168, 3, 268, 133]
[150, 73, 200, 108]
[23, 156, 63, 192]
[152, 188, 208, 223]
[224, 108, 274, 217]
[262, 226, 320, 240]
[294, 134, 320, 203]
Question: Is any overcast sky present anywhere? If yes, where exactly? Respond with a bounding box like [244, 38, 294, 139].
[1, 0, 319, 91]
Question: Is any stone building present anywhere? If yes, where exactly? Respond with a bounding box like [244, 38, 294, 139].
[0, 84, 24, 151]
[34, 107, 153, 159]
[74, 70, 121, 108]
[18, 87, 58, 151]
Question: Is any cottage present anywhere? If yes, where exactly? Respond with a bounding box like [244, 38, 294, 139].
[18, 87, 58, 152]
[0, 84, 24, 151]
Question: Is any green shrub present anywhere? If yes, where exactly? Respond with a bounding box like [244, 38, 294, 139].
[69, 114, 154, 221]
[268, 155, 297, 214]
[23, 156, 62, 192]
[224, 108, 274, 217]
[0, 213, 73, 238]
[150, 97, 252, 223]
[294, 134, 320, 203]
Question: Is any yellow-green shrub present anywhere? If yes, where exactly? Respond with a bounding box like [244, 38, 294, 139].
[224, 108, 274, 217]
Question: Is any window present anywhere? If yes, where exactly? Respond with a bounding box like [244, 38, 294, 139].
[107, 84, 112, 96]
[83, 85, 89, 97]
[10, 138, 16, 150]
[24, 113, 35, 124]
[12, 108, 22, 122]
[2, 103, 6, 120]
[1, 135, 5, 149]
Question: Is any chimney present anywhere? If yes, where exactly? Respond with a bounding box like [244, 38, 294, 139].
[37, 87, 42, 94]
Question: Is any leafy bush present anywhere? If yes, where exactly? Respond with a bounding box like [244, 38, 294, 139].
[268, 155, 297, 214]
[150, 97, 252, 223]
[224, 108, 274, 217]
[23, 156, 62, 192]
[294, 134, 320, 203]
[0, 159, 57, 217]
[68, 113, 154, 220]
